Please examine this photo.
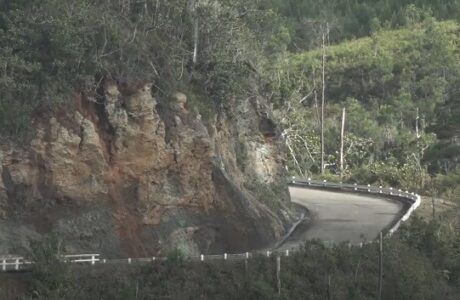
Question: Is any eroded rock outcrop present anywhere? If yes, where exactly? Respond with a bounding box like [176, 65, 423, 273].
[0, 80, 293, 257]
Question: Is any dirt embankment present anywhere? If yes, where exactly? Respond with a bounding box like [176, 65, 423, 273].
[0, 79, 294, 257]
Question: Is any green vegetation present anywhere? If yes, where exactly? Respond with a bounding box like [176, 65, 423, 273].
[2, 0, 460, 298]
[3, 1, 458, 188]
[267, 0, 460, 50]
[247, 178, 287, 212]
[269, 4, 460, 296]
[2, 219, 458, 299]
[277, 20, 460, 193]
[0, 0, 284, 137]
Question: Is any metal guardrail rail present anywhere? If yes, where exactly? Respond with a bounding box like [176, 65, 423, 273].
[288, 177, 421, 235]
[1, 178, 421, 271]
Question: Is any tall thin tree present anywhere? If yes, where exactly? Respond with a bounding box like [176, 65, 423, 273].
[188, 0, 199, 65]
[340, 107, 346, 180]
[321, 23, 329, 175]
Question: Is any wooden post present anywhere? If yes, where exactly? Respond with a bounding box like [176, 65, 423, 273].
[327, 273, 332, 300]
[276, 256, 281, 296]
[245, 259, 248, 274]
[245, 252, 249, 274]
[378, 232, 383, 300]
[15, 258, 19, 270]
[2, 259, 5, 271]
[340, 107, 346, 179]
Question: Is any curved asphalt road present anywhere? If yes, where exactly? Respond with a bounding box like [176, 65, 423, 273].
[278, 186, 404, 250]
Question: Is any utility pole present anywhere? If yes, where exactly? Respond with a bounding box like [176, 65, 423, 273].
[321, 23, 329, 175]
[340, 107, 346, 180]
[378, 232, 383, 300]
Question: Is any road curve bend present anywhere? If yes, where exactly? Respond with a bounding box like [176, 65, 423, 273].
[279, 186, 405, 250]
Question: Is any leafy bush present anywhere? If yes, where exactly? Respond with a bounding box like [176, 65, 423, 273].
[0, 0, 285, 139]
[14, 230, 460, 299]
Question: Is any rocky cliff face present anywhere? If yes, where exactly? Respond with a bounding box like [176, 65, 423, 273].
[0, 80, 293, 257]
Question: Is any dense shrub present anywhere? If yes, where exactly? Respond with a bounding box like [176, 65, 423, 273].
[16, 222, 459, 299]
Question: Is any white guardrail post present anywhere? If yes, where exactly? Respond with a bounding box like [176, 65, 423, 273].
[0, 257, 24, 272]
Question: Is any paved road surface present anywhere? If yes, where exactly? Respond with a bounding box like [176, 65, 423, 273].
[278, 186, 404, 250]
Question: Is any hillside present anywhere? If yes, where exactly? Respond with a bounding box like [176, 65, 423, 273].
[277, 20, 460, 191]
[0, 0, 295, 257]
[1, 1, 460, 300]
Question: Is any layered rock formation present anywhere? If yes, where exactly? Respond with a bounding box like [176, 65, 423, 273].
[0, 80, 294, 257]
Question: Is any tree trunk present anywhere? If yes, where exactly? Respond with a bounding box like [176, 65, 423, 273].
[340, 107, 346, 180]
[188, 0, 199, 65]
[321, 23, 329, 175]
[193, 18, 199, 64]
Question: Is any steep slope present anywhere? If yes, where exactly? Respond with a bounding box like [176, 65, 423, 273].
[276, 21, 460, 187]
[0, 79, 294, 257]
